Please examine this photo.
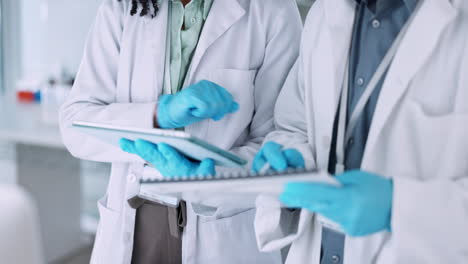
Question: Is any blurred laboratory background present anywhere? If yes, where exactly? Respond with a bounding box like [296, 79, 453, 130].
[0, 0, 313, 263]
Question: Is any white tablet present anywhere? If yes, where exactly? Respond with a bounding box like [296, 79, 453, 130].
[72, 121, 247, 168]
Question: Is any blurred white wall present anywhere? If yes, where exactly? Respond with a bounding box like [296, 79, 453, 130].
[18, 0, 313, 80]
[0, 142, 16, 184]
[0, 185, 44, 264]
[20, 0, 101, 79]
[1, 0, 21, 92]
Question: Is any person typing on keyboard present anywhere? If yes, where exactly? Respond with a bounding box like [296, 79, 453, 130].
[250, 0, 468, 263]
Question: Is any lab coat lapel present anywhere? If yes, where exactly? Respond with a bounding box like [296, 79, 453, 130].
[313, 0, 355, 168]
[147, 0, 170, 96]
[187, 0, 245, 80]
[363, 0, 457, 163]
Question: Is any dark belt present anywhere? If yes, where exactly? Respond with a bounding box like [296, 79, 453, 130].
[128, 197, 187, 264]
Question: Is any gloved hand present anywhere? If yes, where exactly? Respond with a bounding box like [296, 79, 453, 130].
[120, 138, 215, 177]
[280, 170, 393, 237]
[251, 141, 305, 173]
[157, 80, 239, 129]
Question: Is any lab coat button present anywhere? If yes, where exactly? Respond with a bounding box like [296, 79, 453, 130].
[128, 174, 137, 183]
[331, 255, 341, 263]
[322, 136, 331, 146]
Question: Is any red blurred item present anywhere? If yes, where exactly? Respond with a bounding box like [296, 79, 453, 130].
[17, 91, 35, 103]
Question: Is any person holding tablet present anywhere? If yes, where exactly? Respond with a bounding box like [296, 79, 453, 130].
[59, 0, 302, 263]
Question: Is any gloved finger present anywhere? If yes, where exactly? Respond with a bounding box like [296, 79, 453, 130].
[197, 159, 216, 176]
[214, 84, 238, 113]
[134, 139, 166, 165]
[280, 192, 331, 212]
[189, 81, 236, 121]
[212, 112, 226, 121]
[211, 101, 239, 121]
[335, 170, 383, 186]
[344, 225, 374, 238]
[119, 138, 138, 154]
[281, 191, 346, 225]
[208, 81, 232, 102]
[230, 102, 240, 113]
[251, 149, 267, 174]
[206, 81, 238, 117]
[157, 143, 186, 163]
[211, 103, 231, 121]
[263, 142, 288, 172]
[189, 95, 213, 119]
[282, 182, 344, 204]
[211, 96, 229, 120]
[311, 207, 346, 227]
[283, 149, 305, 169]
[157, 95, 182, 129]
[212, 102, 239, 121]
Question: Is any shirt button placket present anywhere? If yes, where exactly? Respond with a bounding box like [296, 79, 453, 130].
[332, 254, 341, 263]
[357, 77, 365, 86]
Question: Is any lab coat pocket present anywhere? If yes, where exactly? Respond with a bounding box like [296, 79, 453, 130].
[90, 196, 120, 264]
[196, 208, 282, 264]
[206, 69, 257, 149]
[404, 101, 468, 179]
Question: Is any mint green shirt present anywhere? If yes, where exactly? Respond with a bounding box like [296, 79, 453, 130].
[170, 0, 213, 94]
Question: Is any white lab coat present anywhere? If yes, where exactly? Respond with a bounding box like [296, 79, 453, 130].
[59, 0, 302, 263]
[255, 0, 468, 263]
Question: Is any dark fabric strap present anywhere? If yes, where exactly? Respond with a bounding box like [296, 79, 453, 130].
[168, 201, 187, 238]
[128, 196, 146, 209]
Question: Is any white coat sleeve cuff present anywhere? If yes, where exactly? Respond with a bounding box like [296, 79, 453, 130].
[255, 195, 313, 252]
[60, 102, 157, 163]
[294, 144, 316, 170]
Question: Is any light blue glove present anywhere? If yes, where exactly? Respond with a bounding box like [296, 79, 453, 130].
[120, 138, 215, 177]
[251, 141, 305, 173]
[280, 170, 393, 237]
[157, 80, 239, 129]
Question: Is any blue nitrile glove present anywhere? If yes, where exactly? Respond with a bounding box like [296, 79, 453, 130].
[280, 170, 393, 237]
[251, 141, 305, 173]
[157, 80, 239, 129]
[120, 138, 215, 177]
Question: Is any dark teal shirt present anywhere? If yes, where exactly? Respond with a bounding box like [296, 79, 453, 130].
[328, 0, 418, 174]
[322, 1, 418, 264]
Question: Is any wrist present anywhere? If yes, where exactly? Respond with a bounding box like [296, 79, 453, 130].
[153, 107, 159, 128]
[386, 179, 394, 231]
[157, 95, 175, 129]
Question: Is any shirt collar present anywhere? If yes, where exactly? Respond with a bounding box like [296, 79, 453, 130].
[403, 0, 418, 13]
[172, 0, 213, 20]
[354, 0, 418, 14]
